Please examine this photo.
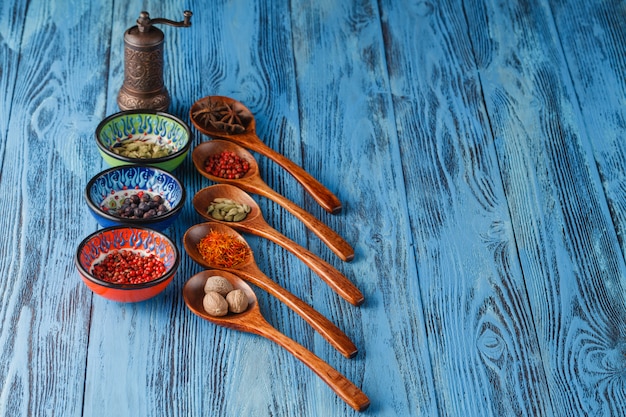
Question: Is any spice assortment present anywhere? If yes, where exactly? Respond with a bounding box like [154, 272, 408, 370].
[201, 275, 249, 316]
[203, 150, 250, 179]
[206, 197, 251, 222]
[196, 229, 250, 268]
[91, 250, 166, 284]
[80, 81, 365, 408]
[179, 92, 370, 410]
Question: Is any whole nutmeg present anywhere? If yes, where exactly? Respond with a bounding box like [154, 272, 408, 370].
[203, 291, 229, 316]
[204, 275, 234, 296]
[226, 289, 249, 313]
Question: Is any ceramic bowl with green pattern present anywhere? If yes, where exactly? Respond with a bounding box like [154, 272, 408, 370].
[96, 110, 192, 172]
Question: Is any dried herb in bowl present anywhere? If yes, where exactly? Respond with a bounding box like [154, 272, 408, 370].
[111, 140, 171, 159]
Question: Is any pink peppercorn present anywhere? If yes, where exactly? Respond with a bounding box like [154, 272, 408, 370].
[92, 250, 166, 284]
[204, 151, 250, 179]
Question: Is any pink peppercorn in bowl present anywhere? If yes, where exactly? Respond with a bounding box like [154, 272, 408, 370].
[75, 226, 180, 303]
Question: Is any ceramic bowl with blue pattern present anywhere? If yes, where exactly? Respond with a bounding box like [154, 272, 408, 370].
[85, 164, 186, 231]
[75, 226, 180, 302]
[95, 110, 191, 172]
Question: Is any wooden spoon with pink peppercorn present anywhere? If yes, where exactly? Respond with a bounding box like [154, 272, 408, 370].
[190, 95, 343, 214]
[191, 139, 354, 262]
[183, 270, 370, 412]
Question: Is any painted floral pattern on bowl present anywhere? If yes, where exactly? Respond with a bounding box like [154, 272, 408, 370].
[75, 226, 180, 302]
[98, 112, 188, 154]
[85, 165, 185, 231]
[88, 165, 183, 212]
[95, 111, 191, 171]
[77, 227, 178, 274]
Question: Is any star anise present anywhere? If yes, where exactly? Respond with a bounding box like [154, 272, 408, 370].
[210, 103, 247, 134]
[192, 98, 252, 134]
[191, 98, 221, 126]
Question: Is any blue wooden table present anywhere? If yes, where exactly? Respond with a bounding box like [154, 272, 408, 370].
[2, 0, 626, 415]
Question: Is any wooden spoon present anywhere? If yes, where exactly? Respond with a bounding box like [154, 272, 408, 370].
[191, 140, 354, 262]
[193, 184, 364, 306]
[183, 270, 370, 412]
[190, 95, 342, 214]
[183, 222, 357, 358]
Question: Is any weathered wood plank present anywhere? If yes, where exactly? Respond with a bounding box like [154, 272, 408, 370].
[470, 0, 626, 415]
[290, 0, 436, 415]
[381, 0, 553, 415]
[0, 0, 112, 416]
[4, 1, 622, 416]
[550, 0, 626, 255]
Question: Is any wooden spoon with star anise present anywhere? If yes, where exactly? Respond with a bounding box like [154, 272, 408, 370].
[190, 96, 343, 214]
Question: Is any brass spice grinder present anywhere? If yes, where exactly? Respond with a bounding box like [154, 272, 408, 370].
[117, 10, 192, 111]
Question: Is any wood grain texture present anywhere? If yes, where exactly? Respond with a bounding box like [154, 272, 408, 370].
[381, 0, 552, 415]
[290, 1, 436, 415]
[2, 0, 626, 416]
[550, 0, 626, 255]
[467, 0, 626, 416]
[0, 0, 111, 416]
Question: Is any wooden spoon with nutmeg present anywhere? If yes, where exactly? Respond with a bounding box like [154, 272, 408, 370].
[190, 95, 343, 214]
[192, 184, 364, 306]
[191, 139, 354, 262]
[183, 270, 370, 412]
[183, 222, 357, 359]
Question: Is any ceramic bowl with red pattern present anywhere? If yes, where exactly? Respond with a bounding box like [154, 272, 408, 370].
[75, 226, 180, 302]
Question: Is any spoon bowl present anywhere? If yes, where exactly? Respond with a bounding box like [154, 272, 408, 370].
[190, 95, 342, 214]
[193, 184, 364, 305]
[192, 139, 354, 262]
[183, 269, 257, 331]
[183, 222, 357, 358]
[183, 270, 370, 412]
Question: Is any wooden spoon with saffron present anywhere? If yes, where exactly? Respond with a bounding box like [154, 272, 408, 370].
[192, 184, 364, 306]
[190, 95, 342, 214]
[191, 139, 354, 262]
[183, 222, 357, 359]
[183, 270, 370, 412]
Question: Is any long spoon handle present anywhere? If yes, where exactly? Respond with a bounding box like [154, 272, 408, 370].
[249, 224, 364, 306]
[249, 183, 354, 262]
[242, 135, 343, 214]
[231, 268, 357, 359]
[253, 322, 370, 412]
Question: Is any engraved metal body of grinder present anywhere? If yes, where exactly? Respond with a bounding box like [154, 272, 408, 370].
[117, 10, 192, 111]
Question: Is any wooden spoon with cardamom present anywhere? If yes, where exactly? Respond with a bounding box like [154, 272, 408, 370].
[190, 95, 342, 214]
[191, 139, 354, 262]
[183, 270, 370, 412]
[192, 184, 364, 306]
[183, 222, 357, 359]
